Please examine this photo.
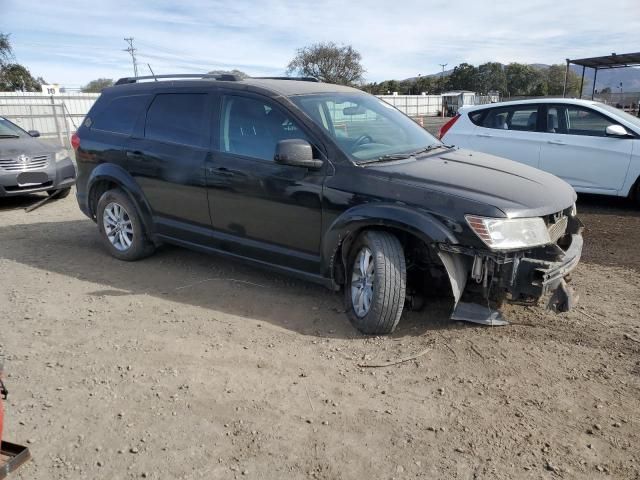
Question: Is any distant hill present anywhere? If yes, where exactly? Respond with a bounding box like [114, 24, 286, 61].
[404, 63, 640, 91]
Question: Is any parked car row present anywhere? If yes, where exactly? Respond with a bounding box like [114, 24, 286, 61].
[72, 75, 583, 334]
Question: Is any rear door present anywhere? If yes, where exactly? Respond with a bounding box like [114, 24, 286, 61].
[125, 91, 213, 240]
[469, 104, 544, 168]
[538, 104, 633, 193]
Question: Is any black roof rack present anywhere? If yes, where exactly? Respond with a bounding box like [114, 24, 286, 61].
[252, 76, 320, 83]
[114, 73, 243, 85]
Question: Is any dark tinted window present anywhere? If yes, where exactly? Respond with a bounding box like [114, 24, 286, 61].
[469, 111, 484, 126]
[92, 95, 149, 135]
[481, 105, 539, 132]
[220, 95, 309, 161]
[145, 94, 208, 147]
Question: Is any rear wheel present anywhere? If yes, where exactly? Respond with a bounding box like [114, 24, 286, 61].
[96, 188, 155, 261]
[344, 231, 407, 335]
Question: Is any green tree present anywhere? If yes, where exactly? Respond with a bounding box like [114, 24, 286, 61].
[546, 64, 581, 96]
[505, 63, 538, 96]
[81, 78, 113, 93]
[476, 62, 507, 94]
[0, 63, 43, 92]
[286, 42, 365, 86]
[447, 63, 477, 91]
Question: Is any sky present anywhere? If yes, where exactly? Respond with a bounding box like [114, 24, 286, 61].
[1, 0, 639, 88]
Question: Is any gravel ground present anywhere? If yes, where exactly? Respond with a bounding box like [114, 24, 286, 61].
[0, 190, 639, 480]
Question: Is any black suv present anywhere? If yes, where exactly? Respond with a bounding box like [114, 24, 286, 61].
[74, 74, 583, 334]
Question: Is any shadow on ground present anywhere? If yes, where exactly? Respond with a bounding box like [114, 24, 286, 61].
[0, 218, 466, 339]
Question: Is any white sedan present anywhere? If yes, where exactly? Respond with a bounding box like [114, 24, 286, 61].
[440, 98, 640, 203]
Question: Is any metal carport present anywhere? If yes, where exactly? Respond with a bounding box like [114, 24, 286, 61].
[563, 52, 640, 99]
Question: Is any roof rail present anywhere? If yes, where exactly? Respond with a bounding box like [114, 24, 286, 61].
[252, 76, 320, 83]
[114, 73, 243, 85]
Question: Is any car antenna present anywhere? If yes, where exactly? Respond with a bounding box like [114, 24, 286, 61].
[147, 63, 158, 81]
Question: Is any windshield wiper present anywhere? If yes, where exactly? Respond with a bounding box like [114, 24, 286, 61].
[357, 143, 455, 165]
[0, 134, 20, 138]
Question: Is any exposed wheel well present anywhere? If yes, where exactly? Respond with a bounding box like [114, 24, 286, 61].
[333, 226, 452, 300]
[88, 180, 118, 220]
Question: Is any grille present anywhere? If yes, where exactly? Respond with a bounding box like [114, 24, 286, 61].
[0, 154, 49, 172]
[547, 215, 568, 243]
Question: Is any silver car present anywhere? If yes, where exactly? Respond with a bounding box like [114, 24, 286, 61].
[0, 116, 76, 198]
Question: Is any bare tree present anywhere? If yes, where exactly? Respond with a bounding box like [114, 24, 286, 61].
[286, 42, 365, 86]
[0, 32, 14, 67]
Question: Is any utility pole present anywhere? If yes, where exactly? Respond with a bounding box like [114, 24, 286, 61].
[124, 37, 138, 78]
[439, 63, 447, 118]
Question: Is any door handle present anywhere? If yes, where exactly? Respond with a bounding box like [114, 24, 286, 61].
[126, 150, 143, 158]
[547, 140, 565, 145]
[214, 167, 235, 177]
[476, 133, 492, 138]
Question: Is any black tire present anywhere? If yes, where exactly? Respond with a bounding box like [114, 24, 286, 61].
[344, 231, 407, 335]
[47, 187, 71, 199]
[96, 188, 155, 261]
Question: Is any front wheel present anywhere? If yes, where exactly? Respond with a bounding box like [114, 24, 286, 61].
[344, 231, 407, 335]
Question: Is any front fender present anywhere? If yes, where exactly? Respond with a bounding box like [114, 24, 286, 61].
[87, 163, 155, 237]
[320, 203, 459, 282]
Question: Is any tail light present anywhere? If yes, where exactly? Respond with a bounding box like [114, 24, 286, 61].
[71, 132, 80, 150]
[438, 114, 460, 139]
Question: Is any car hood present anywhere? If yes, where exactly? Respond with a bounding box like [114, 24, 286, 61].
[0, 136, 60, 158]
[365, 148, 576, 218]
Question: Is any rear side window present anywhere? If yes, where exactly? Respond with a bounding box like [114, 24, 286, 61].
[145, 94, 208, 147]
[469, 111, 484, 126]
[480, 106, 539, 132]
[91, 95, 149, 135]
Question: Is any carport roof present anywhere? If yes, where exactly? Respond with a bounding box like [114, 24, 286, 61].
[569, 52, 640, 70]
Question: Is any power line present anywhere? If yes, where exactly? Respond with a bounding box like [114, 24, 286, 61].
[123, 37, 138, 78]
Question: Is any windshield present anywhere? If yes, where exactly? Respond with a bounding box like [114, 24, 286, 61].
[291, 92, 440, 162]
[0, 117, 26, 138]
[597, 103, 640, 132]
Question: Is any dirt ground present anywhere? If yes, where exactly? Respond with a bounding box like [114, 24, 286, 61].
[0, 191, 639, 480]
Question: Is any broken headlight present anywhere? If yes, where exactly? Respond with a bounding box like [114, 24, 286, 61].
[465, 215, 551, 250]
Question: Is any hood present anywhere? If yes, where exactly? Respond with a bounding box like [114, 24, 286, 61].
[0, 136, 61, 158]
[366, 148, 576, 218]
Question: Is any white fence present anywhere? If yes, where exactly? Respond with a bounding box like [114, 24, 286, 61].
[0, 92, 99, 148]
[378, 95, 443, 116]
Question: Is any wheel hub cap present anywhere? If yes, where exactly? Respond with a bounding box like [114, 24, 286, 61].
[351, 247, 374, 318]
[103, 202, 133, 251]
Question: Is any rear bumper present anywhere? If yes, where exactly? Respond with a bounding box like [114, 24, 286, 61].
[0, 157, 76, 197]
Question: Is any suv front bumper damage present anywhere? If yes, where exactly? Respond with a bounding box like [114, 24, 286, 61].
[436, 216, 583, 325]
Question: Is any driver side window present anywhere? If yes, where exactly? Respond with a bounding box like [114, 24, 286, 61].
[220, 95, 309, 161]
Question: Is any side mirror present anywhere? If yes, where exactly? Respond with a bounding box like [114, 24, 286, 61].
[605, 124, 631, 137]
[28, 130, 40, 137]
[274, 139, 322, 169]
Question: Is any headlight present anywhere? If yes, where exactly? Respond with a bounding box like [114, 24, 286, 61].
[54, 149, 69, 162]
[570, 203, 577, 216]
[466, 215, 551, 250]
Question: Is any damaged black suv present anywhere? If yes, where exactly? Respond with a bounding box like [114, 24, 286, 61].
[74, 74, 583, 334]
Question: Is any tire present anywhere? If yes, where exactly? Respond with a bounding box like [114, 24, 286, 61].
[344, 231, 407, 335]
[47, 187, 71, 199]
[96, 188, 155, 261]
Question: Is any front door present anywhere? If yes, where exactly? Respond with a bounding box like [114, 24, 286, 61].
[538, 104, 633, 194]
[206, 93, 325, 274]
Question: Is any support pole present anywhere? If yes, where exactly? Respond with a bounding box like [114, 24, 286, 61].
[579, 66, 585, 99]
[562, 58, 570, 97]
[592, 68, 598, 100]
